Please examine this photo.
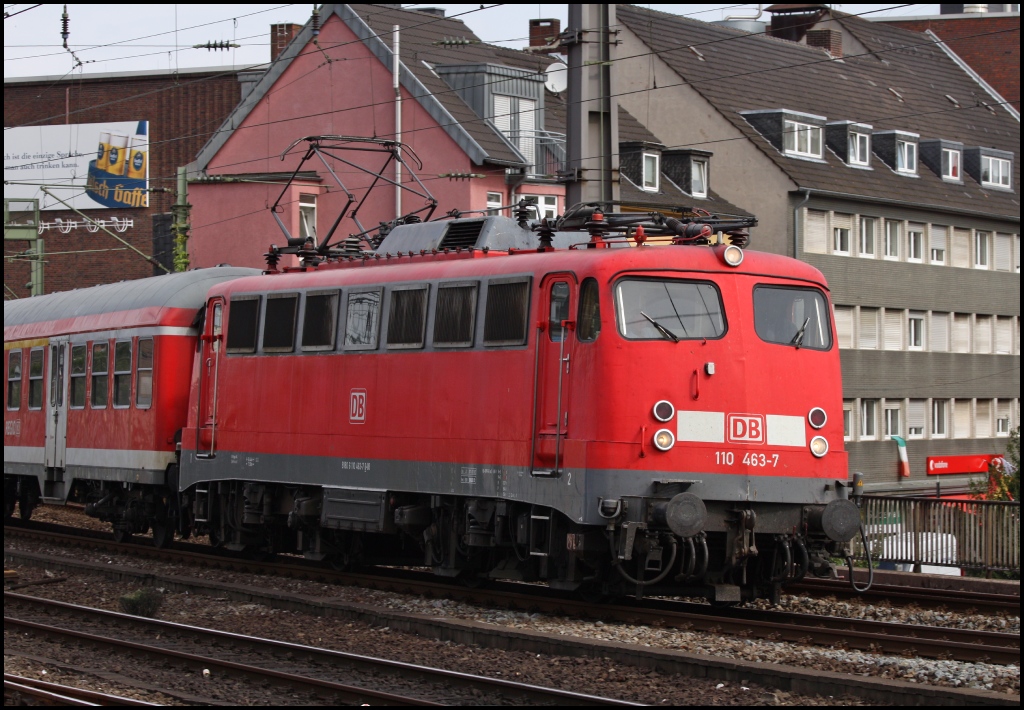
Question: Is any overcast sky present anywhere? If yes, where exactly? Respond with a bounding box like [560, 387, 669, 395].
[4, 4, 944, 79]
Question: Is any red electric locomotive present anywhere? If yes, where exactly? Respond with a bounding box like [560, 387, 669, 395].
[4, 208, 861, 603]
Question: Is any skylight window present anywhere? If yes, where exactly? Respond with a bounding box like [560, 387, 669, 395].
[849, 132, 870, 166]
[783, 120, 822, 158]
[941, 148, 960, 180]
[896, 139, 917, 174]
[981, 155, 1012, 188]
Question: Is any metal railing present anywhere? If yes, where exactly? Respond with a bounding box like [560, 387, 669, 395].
[852, 495, 1020, 573]
[503, 130, 567, 178]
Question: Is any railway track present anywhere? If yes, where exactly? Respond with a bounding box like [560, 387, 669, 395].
[5, 522, 1020, 666]
[790, 577, 1021, 614]
[3, 674, 158, 706]
[4, 592, 641, 706]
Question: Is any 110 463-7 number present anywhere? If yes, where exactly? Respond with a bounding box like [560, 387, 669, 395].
[715, 451, 780, 468]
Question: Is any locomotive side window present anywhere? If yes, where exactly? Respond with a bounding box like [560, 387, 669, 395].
[577, 278, 601, 342]
[615, 279, 725, 341]
[301, 290, 339, 351]
[70, 345, 87, 409]
[433, 283, 477, 348]
[91, 343, 109, 408]
[28, 348, 44, 410]
[344, 289, 382, 351]
[113, 341, 133, 408]
[387, 286, 429, 349]
[6, 350, 22, 411]
[136, 338, 154, 408]
[226, 296, 260, 354]
[262, 293, 299, 353]
[753, 286, 832, 350]
[483, 279, 531, 346]
[548, 283, 571, 342]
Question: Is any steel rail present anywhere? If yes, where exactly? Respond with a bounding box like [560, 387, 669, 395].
[790, 577, 1021, 613]
[3, 674, 158, 707]
[4, 593, 642, 707]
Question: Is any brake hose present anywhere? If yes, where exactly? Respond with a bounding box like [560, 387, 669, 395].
[845, 522, 874, 593]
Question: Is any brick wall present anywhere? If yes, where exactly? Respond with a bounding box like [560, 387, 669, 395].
[880, 16, 1020, 106]
[4, 70, 242, 298]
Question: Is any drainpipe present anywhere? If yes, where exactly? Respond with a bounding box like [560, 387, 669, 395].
[393, 25, 401, 219]
[793, 188, 811, 259]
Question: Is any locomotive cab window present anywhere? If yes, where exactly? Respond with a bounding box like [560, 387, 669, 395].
[615, 279, 725, 341]
[113, 341, 132, 408]
[753, 286, 832, 350]
[226, 296, 260, 354]
[387, 285, 429, 349]
[549, 282, 571, 342]
[483, 278, 531, 346]
[28, 348, 44, 410]
[91, 342, 109, 408]
[70, 345, 86, 409]
[434, 282, 478, 348]
[136, 338, 153, 408]
[301, 290, 339, 351]
[6, 350, 22, 411]
[344, 288, 383, 351]
[578, 278, 601, 342]
[262, 293, 299, 353]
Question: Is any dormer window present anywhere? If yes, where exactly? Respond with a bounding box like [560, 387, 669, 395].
[896, 139, 917, 174]
[942, 148, 960, 180]
[964, 147, 1013, 190]
[783, 120, 822, 158]
[690, 159, 708, 198]
[849, 133, 870, 166]
[826, 120, 872, 167]
[982, 155, 1011, 188]
[642, 153, 660, 192]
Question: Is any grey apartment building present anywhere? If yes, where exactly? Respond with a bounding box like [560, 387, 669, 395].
[613, 5, 1020, 494]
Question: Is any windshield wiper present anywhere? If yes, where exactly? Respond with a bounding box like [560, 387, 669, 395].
[790, 317, 811, 349]
[641, 311, 680, 342]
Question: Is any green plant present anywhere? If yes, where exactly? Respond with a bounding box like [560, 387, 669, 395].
[119, 588, 163, 617]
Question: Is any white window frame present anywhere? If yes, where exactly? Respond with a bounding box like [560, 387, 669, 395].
[298, 193, 317, 244]
[908, 313, 925, 350]
[783, 120, 823, 158]
[996, 412, 1011, 436]
[941, 148, 960, 180]
[860, 399, 878, 440]
[843, 401, 854, 441]
[859, 217, 876, 258]
[524, 194, 558, 220]
[849, 132, 870, 166]
[981, 155, 1012, 188]
[931, 399, 947, 438]
[896, 139, 917, 174]
[884, 404, 902, 438]
[930, 227, 946, 265]
[485, 191, 502, 216]
[974, 231, 990, 269]
[642, 153, 660, 192]
[833, 227, 851, 256]
[907, 228, 924, 262]
[884, 220, 901, 260]
[690, 158, 708, 198]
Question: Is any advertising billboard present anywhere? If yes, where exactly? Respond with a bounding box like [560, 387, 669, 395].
[4, 120, 149, 210]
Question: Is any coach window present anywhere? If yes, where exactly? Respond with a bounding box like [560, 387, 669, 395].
[113, 341, 132, 408]
[226, 296, 260, 354]
[344, 288, 383, 351]
[70, 345, 87, 409]
[136, 338, 154, 408]
[616, 279, 725, 341]
[301, 290, 339, 351]
[262, 293, 298, 353]
[6, 350, 22, 410]
[753, 286, 831, 350]
[483, 278, 531, 346]
[27, 348, 44, 410]
[91, 342, 109, 408]
[434, 283, 478, 348]
[577, 278, 601, 342]
[387, 285, 429, 349]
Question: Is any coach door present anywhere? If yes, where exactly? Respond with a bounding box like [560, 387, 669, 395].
[44, 337, 69, 470]
[532, 274, 577, 475]
[196, 298, 224, 458]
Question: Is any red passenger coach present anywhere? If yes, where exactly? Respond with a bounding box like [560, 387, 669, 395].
[4, 268, 258, 542]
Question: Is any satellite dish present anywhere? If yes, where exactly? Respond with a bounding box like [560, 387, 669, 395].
[544, 62, 567, 94]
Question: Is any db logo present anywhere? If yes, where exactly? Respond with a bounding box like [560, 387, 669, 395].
[727, 414, 765, 444]
[349, 389, 367, 424]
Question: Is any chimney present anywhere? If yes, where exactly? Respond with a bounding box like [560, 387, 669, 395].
[271, 23, 302, 62]
[529, 18, 561, 49]
[416, 8, 446, 17]
[806, 29, 842, 58]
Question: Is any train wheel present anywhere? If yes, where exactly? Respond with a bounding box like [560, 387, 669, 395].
[112, 528, 133, 544]
[151, 519, 174, 549]
[4, 494, 14, 520]
[18, 498, 34, 521]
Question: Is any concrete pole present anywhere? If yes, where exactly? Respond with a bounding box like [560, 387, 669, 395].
[393, 25, 402, 219]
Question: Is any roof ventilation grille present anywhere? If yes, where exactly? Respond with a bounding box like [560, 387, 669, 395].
[439, 220, 485, 250]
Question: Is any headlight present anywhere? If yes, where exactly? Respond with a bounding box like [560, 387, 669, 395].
[653, 429, 675, 451]
[653, 400, 675, 423]
[723, 244, 744, 267]
[810, 436, 829, 458]
[808, 407, 827, 429]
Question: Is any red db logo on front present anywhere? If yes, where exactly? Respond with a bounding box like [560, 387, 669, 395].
[727, 414, 764, 444]
[349, 389, 367, 424]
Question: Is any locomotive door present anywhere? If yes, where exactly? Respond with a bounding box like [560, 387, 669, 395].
[532, 274, 577, 475]
[196, 297, 224, 458]
[44, 337, 69, 470]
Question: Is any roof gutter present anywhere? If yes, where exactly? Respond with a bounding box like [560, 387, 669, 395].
[793, 187, 1020, 226]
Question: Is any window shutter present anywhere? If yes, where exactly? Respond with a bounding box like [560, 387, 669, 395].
[908, 399, 926, 431]
[997, 399, 1011, 422]
[805, 210, 827, 254]
[883, 309, 902, 350]
[974, 316, 992, 353]
[954, 400, 971, 438]
[492, 95, 511, 133]
[517, 98, 536, 166]
[995, 316, 1012, 354]
[930, 224, 947, 252]
[951, 228, 970, 268]
[859, 308, 879, 349]
[995, 233, 1012, 271]
[975, 400, 991, 437]
[833, 306, 854, 349]
[952, 314, 971, 353]
[833, 213, 852, 231]
[930, 312, 948, 352]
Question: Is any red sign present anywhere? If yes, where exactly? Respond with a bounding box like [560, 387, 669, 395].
[727, 414, 765, 445]
[926, 455, 996, 475]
